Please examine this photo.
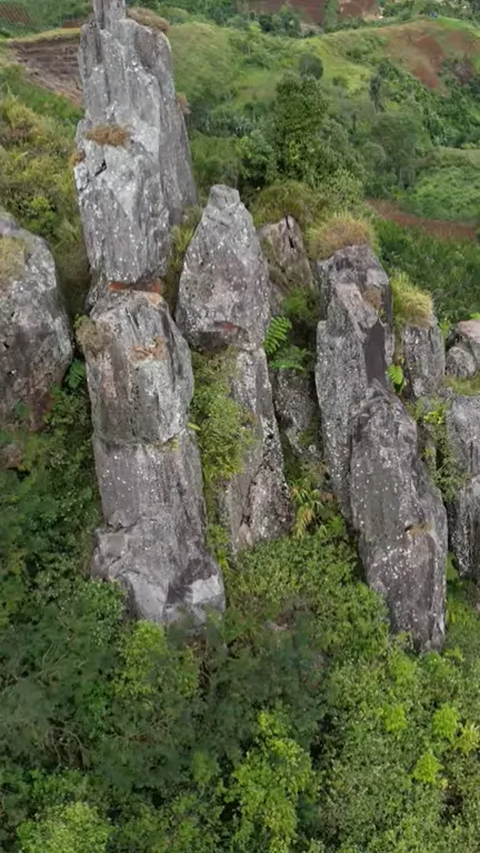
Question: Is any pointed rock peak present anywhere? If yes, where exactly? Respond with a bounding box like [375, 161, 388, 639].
[93, 0, 126, 28]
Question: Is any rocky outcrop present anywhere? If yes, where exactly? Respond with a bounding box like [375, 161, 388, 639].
[400, 321, 445, 400]
[0, 213, 72, 430]
[177, 186, 291, 550]
[350, 385, 447, 650]
[446, 320, 480, 380]
[447, 396, 480, 579]
[315, 246, 393, 515]
[315, 246, 447, 649]
[271, 369, 322, 465]
[258, 216, 313, 313]
[177, 186, 271, 351]
[74, 0, 196, 300]
[79, 290, 224, 622]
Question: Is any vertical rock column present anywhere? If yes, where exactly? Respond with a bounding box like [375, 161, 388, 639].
[176, 186, 291, 551]
[79, 291, 224, 622]
[0, 212, 73, 431]
[74, 0, 196, 299]
[315, 246, 447, 650]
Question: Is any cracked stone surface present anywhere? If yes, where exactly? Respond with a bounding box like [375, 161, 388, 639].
[447, 395, 480, 580]
[0, 212, 72, 431]
[177, 186, 291, 549]
[82, 289, 224, 622]
[350, 384, 447, 651]
[315, 246, 447, 649]
[74, 0, 196, 302]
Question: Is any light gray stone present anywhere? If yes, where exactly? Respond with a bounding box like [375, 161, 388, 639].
[454, 319, 480, 367]
[315, 246, 393, 515]
[446, 346, 476, 380]
[0, 213, 72, 430]
[447, 396, 480, 579]
[271, 368, 321, 464]
[74, 0, 196, 299]
[81, 289, 224, 622]
[401, 321, 445, 399]
[350, 384, 447, 651]
[258, 216, 313, 313]
[176, 186, 271, 351]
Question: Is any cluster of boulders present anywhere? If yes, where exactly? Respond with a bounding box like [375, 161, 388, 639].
[3, 0, 480, 650]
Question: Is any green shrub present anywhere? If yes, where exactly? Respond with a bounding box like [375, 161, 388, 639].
[251, 181, 324, 230]
[190, 349, 256, 515]
[445, 371, 480, 396]
[0, 95, 88, 315]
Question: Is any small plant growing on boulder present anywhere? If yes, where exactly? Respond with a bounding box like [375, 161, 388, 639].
[390, 270, 433, 329]
[86, 124, 130, 147]
[307, 213, 377, 260]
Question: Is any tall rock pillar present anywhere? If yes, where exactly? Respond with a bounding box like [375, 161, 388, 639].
[74, 0, 196, 300]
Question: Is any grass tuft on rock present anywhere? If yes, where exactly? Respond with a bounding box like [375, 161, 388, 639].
[391, 270, 433, 329]
[307, 212, 377, 260]
[86, 124, 130, 148]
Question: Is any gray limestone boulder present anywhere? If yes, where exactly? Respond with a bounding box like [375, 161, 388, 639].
[74, 0, 196, 298]
[0, 213, 72, 430]
[446, 346, 476, 380]
[447, 396, 480, 579]
[258, 216, 313, 313]
[400, 321, 445, 400]
[271, 369, 322, 465]
[80, 289, 224, 622]
[315, 246, 393, 515]
[176, 186, 271, 351]
[446, 319, 480, 380]
[350, 385, 447, 651]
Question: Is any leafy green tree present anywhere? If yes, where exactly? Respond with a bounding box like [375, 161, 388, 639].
[17, 803, 111, 853]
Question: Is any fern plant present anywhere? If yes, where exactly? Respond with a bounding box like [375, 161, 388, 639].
[263, 316, 292, 356]
[387, 363, 405, 394]
[269, 344, 312, 374]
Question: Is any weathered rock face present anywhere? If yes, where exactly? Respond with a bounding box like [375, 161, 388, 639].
[177, 186, 291, 549]
[446, 346, 476, 380]
[0, 213, 72, 430]
[271, 369, 322, 465]
[401, 321, 445, 400]
[74, 0, 196, 297]
[350, 385, 447, 650]
[220, 348, 291, 550]
[446, 320, 480, 379]
[315, 246, 393, 514]
[258, 216, 313, 314]
[80, 290, 224, 622]
[176, 186, 271, 351]
[315, 246, 447, 649]
[447, 396, 480, 579]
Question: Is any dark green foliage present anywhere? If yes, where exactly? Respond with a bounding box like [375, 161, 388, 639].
[0, 91, 88, 315]
[376, 217, 480, 322]
[298, 53, 324, 79]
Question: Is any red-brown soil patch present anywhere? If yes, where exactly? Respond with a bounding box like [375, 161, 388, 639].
[384, 21, 480, 89]
[369, 198, 478, 241]
[7, 33, 83, 105]
[250, 0, 377, 24]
